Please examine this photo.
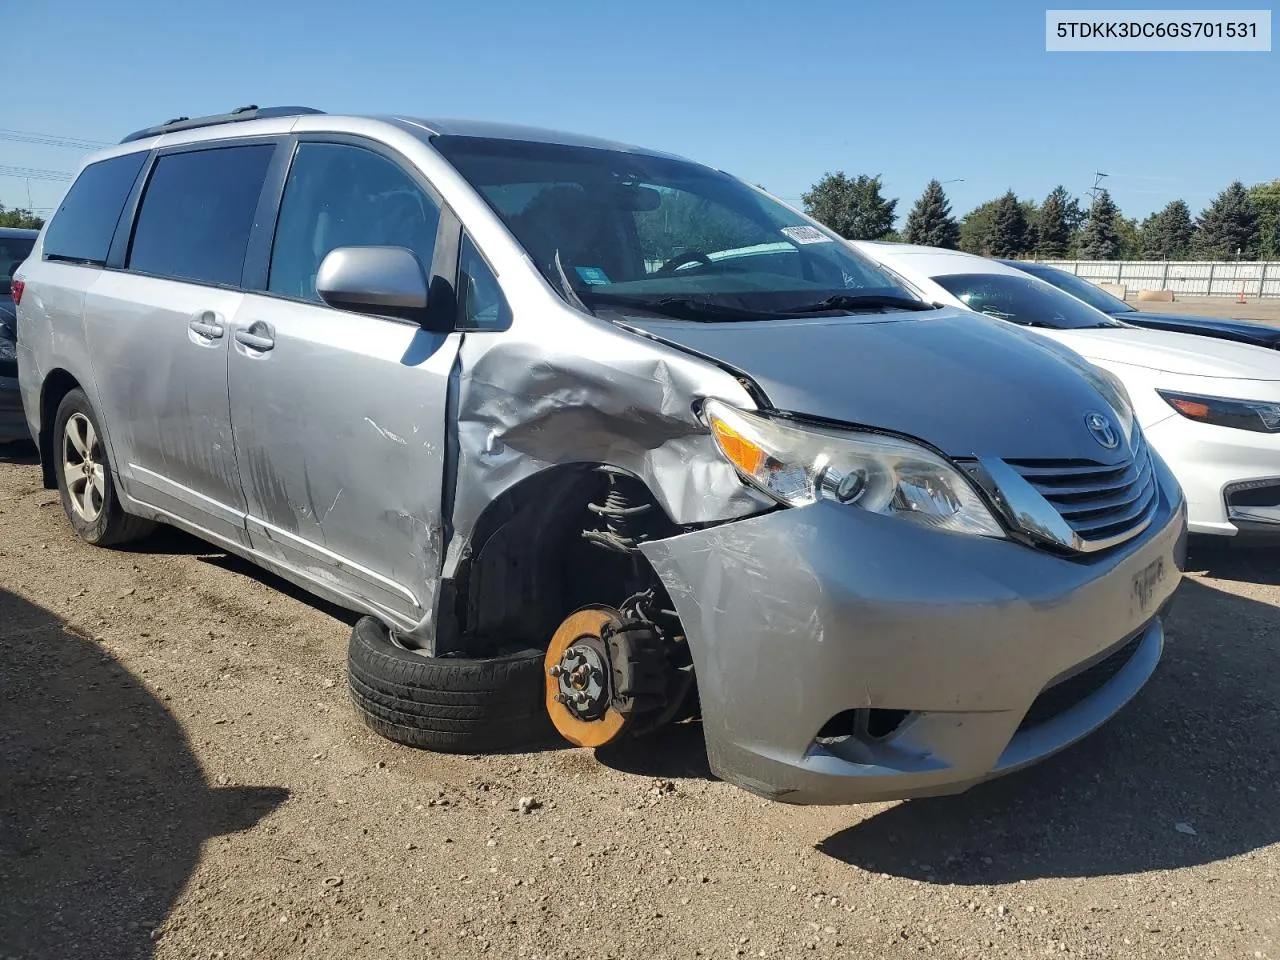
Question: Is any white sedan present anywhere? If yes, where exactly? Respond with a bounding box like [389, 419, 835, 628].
[852, 241, 1280, 539]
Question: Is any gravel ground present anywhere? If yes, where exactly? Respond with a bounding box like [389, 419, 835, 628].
[2, 445, 1279, 960]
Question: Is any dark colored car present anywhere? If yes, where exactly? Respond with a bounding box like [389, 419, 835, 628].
[1000, 259, 1280, 350]
[1, 227, 39, 442]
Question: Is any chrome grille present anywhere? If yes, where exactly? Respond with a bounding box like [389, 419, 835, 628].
[1003, 433, 1158, 552]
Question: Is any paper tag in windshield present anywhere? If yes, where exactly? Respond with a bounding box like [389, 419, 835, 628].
[781, 225, 833, 244]
[575, 266, 611, 285]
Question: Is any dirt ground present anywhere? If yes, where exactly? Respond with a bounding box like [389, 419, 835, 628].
[2, 445, 1280, 960]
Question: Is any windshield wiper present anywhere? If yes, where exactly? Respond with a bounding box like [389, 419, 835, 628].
[581, 293, 788, 322]
[781, 294, 934, 314]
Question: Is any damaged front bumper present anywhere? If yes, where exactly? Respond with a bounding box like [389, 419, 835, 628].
[640, 469, 1186, 806]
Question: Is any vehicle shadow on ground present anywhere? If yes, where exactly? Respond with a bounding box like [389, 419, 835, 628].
[1185, 535, 1280, 586]
[126, 524, 360, 627]
[817, 572, 1280, 882]
[594, 720, 713, 780]
[0, 588, 289, 959]
[0, 439, 39, 465]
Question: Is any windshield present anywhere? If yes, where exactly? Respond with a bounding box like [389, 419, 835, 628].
[933, 273, 1124, 330]
[432, 135, 919, 320]
[1017, 263, 1134, 315]
[1, 236, 35, 296]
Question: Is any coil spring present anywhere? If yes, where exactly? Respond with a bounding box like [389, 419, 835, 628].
[583, 466, 653, 555]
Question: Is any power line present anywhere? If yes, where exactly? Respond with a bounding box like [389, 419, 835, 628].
[0, 128, 110, 150]
[0, 165, 73, 182]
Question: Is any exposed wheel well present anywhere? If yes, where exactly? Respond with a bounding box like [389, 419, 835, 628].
[441, 464, 679, 656]
[37, 369, 81, 489]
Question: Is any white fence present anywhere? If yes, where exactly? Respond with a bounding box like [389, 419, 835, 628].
[1031, 260, 1280, 298]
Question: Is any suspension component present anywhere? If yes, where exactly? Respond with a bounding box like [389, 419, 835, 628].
[582, 466, 654, 555]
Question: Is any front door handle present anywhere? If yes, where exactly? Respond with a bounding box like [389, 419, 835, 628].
[234, 323, 275, 352]
[189, 312, 224, 340]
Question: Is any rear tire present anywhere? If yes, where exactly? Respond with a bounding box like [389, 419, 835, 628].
[347, 616, 553, 753]
[52, 389, 154, 547]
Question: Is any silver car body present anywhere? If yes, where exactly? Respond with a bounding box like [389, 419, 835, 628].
[15, 113, 1186, 803]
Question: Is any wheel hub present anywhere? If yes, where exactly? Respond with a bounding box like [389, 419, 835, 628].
[549, 637, 610, 721]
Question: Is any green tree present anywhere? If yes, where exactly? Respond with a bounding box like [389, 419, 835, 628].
[987, 191, 1032, 257]
[801, 172, 897, 240]
[1035, 186, 1081, 258]
[1247, 181, 1280, 259]
[1140, 200, 1194, 260]
[1194, 181, 1260, 259]
[958, 198, 1000, 254]
[0, 204, 43, 229]
[958, 192, 1031, 257]
[1078, 190, 1121, 260]
[902, 179, 959, 248]
[1114, 215, 1143, 259]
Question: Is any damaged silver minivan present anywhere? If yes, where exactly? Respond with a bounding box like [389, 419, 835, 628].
[15, 106, 1186, 804]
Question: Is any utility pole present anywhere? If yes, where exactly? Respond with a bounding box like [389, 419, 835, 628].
[1087, 171, 1109, 207]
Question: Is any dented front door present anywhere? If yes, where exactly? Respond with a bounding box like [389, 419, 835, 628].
[227, 294, 460, 625]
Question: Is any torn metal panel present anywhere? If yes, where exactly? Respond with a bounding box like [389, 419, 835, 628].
[441, 308, 772, 579]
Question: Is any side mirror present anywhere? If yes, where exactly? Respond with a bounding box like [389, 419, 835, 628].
[317, 246, 444, 328]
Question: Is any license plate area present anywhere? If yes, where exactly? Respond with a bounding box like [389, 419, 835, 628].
[1131, 555, 1168, 616]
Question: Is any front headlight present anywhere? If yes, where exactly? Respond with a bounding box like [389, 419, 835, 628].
[703, 399, 1006, 538]
[1158, 390, 1280, 434]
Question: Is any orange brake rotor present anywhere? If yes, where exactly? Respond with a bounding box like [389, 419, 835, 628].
[544, 607, 629, 748]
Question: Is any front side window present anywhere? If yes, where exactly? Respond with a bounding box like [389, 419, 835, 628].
[268, 143, 441, 302]
[933, 273, 1122, 330]
[1, 236, 35, 291]
[432, 136, 917, 321]
[128, 145, 274, 286]
[456, 235, 511, 330]
[43, 152, 148, 265]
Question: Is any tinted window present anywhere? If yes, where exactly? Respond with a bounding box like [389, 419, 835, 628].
[433, 135, 913, 321]
[1, 236, 35, 291]
[457, 235, 511, 330]
[933, 273, 1122, 330]
[128, 145, 274, 286]
[1019, 264, 1133, 315]
[268, 143, 440, 302]
[43, 152, 147, 265]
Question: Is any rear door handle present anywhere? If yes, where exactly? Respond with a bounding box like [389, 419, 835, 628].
[234, 324, 275, 352]
[189, 313, 224, 340]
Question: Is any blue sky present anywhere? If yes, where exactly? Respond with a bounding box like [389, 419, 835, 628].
[5, 0, 1275, 225]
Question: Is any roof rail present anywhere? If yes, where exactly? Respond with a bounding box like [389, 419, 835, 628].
[119, 105, 326, 144]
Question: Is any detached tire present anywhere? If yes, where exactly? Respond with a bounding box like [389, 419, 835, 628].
[347, 616, 553, 753]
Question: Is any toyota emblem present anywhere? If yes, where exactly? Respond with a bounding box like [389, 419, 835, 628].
[1085, 411, 1119, 450]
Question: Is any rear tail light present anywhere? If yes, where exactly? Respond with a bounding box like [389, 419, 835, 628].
[10, 280, 23, 306]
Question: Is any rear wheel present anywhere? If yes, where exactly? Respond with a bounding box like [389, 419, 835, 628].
[53, 389, 153, 546]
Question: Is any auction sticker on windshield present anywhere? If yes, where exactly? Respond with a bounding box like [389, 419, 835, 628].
[781, 225, 833, 244]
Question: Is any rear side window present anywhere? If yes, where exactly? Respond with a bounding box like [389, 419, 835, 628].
[43, 152, 147, 265]
[128, 144, 274, 286]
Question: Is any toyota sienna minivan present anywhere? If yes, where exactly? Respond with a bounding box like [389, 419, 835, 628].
[13, 106, 1186, 804]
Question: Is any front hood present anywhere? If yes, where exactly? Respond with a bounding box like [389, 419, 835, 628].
[1055, 326, 1280, 380]
[619, 308, 1132, 461]
[1124, 310, 1280, 346]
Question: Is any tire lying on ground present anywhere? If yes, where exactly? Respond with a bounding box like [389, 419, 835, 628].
[347, 616, 553, 753]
